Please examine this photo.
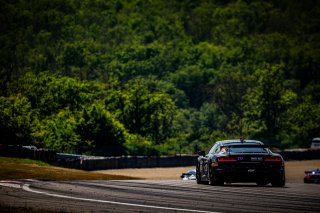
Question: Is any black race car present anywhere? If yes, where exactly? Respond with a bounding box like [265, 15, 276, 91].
[196, 139, 285, 187]
[304, 169, 320, 183]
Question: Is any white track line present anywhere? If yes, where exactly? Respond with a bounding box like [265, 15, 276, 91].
[22, 184, 220, 213]
[0, 181, 23, 189]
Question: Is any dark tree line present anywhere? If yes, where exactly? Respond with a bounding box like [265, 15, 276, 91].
[0, 0, 319, 155]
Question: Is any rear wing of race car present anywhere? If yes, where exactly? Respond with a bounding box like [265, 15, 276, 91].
[220, 144, 283, 155]
[220, 144, 280, 149]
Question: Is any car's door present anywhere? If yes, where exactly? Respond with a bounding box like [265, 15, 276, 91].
[202, 144, 220, 179]
[198, 152, 206, 178]
[202, 154, 210, 179]
[205, 144, 221, 179]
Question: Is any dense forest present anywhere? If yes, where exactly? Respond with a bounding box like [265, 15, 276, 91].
[1, 0, 320, 156]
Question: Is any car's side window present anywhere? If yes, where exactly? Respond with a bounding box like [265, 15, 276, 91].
[209, 144, 221, 154]
[214, 145, 220, 153]
[218, 146, 227, 154]
[209, 144, 218, 154]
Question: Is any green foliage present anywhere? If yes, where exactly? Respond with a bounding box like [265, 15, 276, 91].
[32, 108, 81, 153]
[281, 96, 320, 148]
[1, 0, 320, 155]
[0, 95, 33, 145]
[170, 66, 215, 108]
[9, 72, 107, 115]
[106, 77, 178, 145]
[124, 134, 156, 156]
[77, 102, 127, 156]
[242, 64, 304, 146]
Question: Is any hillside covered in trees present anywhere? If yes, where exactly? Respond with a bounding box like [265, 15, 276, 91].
[1, 0, 320, 156]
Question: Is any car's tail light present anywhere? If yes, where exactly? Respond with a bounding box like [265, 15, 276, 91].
[264, 156, 282, 162]
[217, 157, 237, 162]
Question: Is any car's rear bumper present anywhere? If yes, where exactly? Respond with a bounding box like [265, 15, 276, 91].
[213, 166, 284, 182]
[304, 176, 320, 183]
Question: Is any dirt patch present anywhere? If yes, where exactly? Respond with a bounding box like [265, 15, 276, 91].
[94, 160, 320, 183]
[285, 160, 320, 183]
[94, 167, 195, 180]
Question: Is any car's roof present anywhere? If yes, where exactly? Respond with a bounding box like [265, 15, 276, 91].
[216, 139, 264, 146]
[312, 138, 320, 142]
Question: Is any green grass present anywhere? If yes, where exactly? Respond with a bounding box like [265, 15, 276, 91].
[0, 157, 50, 166]
[0, 157, 140, 181]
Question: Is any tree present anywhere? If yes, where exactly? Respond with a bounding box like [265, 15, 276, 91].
[0, 95, 33, 145]
[284, 96, 320, 148]
[32, 108, 81, 153]
[242, 65, 298, 145]
[1, 0, 320, 154]
[77, 102, 126, 156]
[170, 66, 215, 108]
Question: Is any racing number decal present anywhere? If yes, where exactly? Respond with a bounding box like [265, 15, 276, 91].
[237, 156, 244, 161]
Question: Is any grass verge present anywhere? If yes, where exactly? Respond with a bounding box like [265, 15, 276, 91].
[0, 157, 140, 181]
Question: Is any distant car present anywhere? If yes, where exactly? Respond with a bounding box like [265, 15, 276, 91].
[22, 145, 37, 150]
[310, 138, 320, 149]
[181, 169, 196, 180]
[196, 139, 285, 187]
[304, 169, 320, 183]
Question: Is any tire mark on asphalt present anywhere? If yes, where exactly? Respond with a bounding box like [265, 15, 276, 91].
[75, 180, 320, 205]
[28, 181, 213, 211]
[2, 180, 320, 213]
[101, 181, 320, 210]
[41, 181, 320, 213]
[22, 183, 220, 213]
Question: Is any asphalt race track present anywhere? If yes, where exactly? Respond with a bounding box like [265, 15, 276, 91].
[0, 180, 320, 213]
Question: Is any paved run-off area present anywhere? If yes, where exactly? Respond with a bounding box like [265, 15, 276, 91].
[1, 179, 320, 213]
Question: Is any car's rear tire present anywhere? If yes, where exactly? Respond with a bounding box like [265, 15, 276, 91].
[271, 173, 286, 187]
[196, 173, 205, 184]
[196, 168, 207, 184]
[208, 168, 224, 186]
